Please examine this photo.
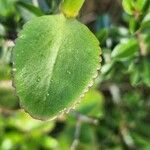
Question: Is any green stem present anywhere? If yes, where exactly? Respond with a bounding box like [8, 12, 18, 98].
[61, 0, 85, 18]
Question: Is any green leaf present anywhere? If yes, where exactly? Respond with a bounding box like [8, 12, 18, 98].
[96, 28, 108, 45]
[101, 61, 114, 75]
[130, 67, 141, 86]
[13, 14, 101, 120]
[16, 1, 44, 16]
[58, 121, 97, 150]
[122, 0, 134, 15]
[61, 0, 85, 18]
[8, 111, 55, 132]
[0, 0, 17, 17]
[129, 18, 140, 33]
[0, 85, 19, 110]
[111, 39, 138, 59]
[0, 23, 6, 37]
[129, 61, 142, 86]
[123, 0, 149, 16]
[41, 136, 58, 149]
[76, 89, 104, 117]
[144, 34, 150, 52]
[142, 58, 150, 87]
[141, 20, 150, 32]
[0, 65, 11, 80]
[135, 0, 149, 12]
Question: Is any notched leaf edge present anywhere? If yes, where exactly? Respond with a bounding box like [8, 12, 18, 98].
[12, 18, 102, 121]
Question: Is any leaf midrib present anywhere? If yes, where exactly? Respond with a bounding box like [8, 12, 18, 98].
[44, 16, 66, 101]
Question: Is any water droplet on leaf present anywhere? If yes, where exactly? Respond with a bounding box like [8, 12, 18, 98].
[67, 70, 71, 74]
[37, 77, 41, 82]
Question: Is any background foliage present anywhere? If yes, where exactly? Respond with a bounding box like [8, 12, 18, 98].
[0, 0, 150, 149]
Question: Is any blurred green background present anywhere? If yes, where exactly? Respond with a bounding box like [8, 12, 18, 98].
[0, 0, 150, 149]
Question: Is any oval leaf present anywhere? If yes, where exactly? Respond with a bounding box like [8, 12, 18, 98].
[111, 39, 138, 59]
[13, 14, 101, 120]
[61, 0, 85, 18]
[122, 0, 134, 15]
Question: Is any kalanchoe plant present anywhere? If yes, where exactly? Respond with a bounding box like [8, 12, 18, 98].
[12, 0, 102, 120]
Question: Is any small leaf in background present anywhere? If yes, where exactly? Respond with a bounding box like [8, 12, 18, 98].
[134, 0, 149, 12]
[96, 28, 109, 45]
[0, 0, 17, 17]
[142, 58, 150, 87]
[141, 20, 150, 32]
[13, 14, 101, 120]
[129, 18, 140, 33]
[78, 123, 98, 150]
[129, 58, 150, 87]
[0, 65, 11, 80]
[123, 91, 141, 108]
[122, 0, 149, 16]
[41, 136, 58, 150]
[58, 121, 97, 150]
[111, 39, 139, 59]
[0, 24, 6, 37]
[0, 132, 24, 150]
[122, 0, 134, 15]
[61, 0, 85, 18]
[16, 1, 45, 17]
[76, 89, 104, 118]
[101, 61, 114, 76]
[8, 111, 55, 133]
[129, 61, 142, 86]
[0, 85, 19, 110]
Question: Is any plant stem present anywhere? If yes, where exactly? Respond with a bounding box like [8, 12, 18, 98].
[70, 120, 81, 150]
[136, 32, 147, 57]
